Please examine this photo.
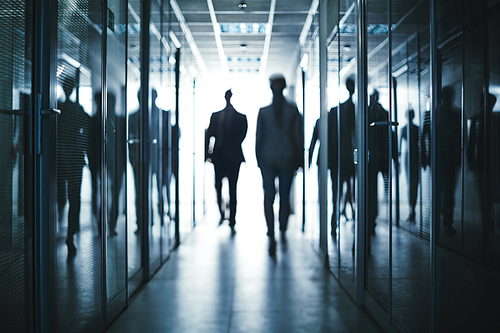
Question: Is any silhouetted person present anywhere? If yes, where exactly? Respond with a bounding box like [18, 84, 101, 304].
[160, 109, 173, 220]
[367, 89, 397, 234]
[309, 106, 338, 236]
[56, 76, 90, 257]
[436, 85, 461, 235]
[256, 74, 303, 254]
[90, 92, 122, 236]
[400, 109, 420, 221]
[339, 77, 356, 220]
[206, 89, 248, 233]
[468, 92, 496, 242]
[128, 92, 142, 233]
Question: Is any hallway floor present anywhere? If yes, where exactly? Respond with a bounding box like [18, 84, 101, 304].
[106, 210, 382, 333]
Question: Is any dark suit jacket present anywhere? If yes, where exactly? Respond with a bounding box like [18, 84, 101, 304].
[309, 107, 338, 172]
[206, 107, 248, 167]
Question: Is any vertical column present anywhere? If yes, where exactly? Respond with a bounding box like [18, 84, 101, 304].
[355, 0, 367, 307]
[319, 0, 328, 260]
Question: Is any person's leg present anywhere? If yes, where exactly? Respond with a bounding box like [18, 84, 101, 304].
[330, 170, 338, 236]
[261, 167, 277, 237]
[278, 169, 294, 232]
[67, 166, 83, 255]
[214, 164, 225, 224]
[228, 164, 241, 229]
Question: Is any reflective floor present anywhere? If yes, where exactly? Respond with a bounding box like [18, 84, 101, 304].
[106, 210, 382, 332]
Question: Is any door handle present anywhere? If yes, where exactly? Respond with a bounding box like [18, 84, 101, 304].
[370, 121, 399, 127]
[41, 108, 61, 116]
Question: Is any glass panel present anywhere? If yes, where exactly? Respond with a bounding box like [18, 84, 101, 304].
[56, 0, 102, 331]
[365, 0, 390, 309]
[391, 1, 431, 332]
[436, 4, 500, 331]
[160, 1, 173, 261]
[127, 0, 142, 289]
[306, 20, 320, 253]
[338, 0, 357, 282]
[0, 0, 33, 332]
[106, 0, 127, 303]
[325, 32, 340, 276]
[149, 0, 162, 272]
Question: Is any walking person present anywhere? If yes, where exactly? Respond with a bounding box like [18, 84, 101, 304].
[206, 89, 248, 233]
[256, 74, 303, 254]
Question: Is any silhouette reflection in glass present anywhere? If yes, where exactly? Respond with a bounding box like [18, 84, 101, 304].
[436, 85, 461, 235]
[56, 76, 90, 257]
[309, 105, 338, 237]
[339, 77, 356, 221]
[367, 89, 397, 235]
[128, 91, 142, 234]
[90, 91, 123, 236]
[468, 92, 496, 242]
[205, 89, 248, 234]
[400, 109, 420, 222]
[256, 74, 303, 255]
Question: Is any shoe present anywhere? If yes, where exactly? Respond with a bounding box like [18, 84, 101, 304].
[230, 224, 236, 235]
[269, 239, 276, 255]
[66, 239, 77, 257]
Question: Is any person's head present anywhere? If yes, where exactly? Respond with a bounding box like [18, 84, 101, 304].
[224, 89, 233, 103]
[370, 89, 379, 104]
[345, 77, 355, 95]
[407, 109, 415, 121]
[442, 85, 455, 105]
[269, 73, 286, 96]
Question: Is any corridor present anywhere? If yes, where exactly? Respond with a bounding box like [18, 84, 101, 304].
[106, 211, 381, 333]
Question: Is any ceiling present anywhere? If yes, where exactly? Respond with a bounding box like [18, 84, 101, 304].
[162, 0, 316, 79]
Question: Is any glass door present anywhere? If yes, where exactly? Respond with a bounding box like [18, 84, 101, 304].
[364, 0, 392, 317]
[0, 0, 34, 332]
[54, 0, 103, 331]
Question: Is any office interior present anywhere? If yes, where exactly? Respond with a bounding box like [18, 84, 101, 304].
[1, 0, 499, 332]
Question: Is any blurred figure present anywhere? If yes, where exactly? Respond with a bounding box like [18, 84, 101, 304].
[367, 89, 398, 234]
[309, 105, 338, 237]
[90, 92, 123, 236]
[468, 92, 496, 241]
[56, 76, 90, 257]
[400, 109, 420, 221]
[128, 92, 142, 234]
[339, 77, 356, 220]
[436, 85, 461, 235]
[206, 89, 248, 233]
[256, 74, 303, 254]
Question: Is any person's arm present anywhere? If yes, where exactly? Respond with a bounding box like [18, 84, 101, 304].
[255, 110, 264, 165]
[309, 119, 319, 168]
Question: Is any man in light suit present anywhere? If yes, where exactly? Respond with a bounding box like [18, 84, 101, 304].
[206, 89, 248, 233]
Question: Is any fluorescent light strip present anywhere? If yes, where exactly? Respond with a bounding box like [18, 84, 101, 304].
[259, 0, 276, 75]
[169, 30, 181, 48]
[299, 0, 319, 46]
[171, 0, 208, 76]
[207, 0, 228, 73]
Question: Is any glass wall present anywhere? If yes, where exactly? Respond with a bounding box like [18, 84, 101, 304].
[0, 0, 33, 332]
[55, 0, 103, 331]
[127, 0, 143, 294]
[314, 0, 500, 332]
[435, 0, 500, 331]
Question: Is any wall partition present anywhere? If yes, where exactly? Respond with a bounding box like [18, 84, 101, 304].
[312, 0, 500, 332]
[0, 0, 34, 332]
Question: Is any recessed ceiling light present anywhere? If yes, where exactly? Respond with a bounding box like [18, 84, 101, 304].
[239, 44, 248, 50]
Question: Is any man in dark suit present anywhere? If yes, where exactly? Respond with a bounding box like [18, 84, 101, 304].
[339, 77, 356, 220]
[206, 89, 248, 233]
[309, 106, 338, 237]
